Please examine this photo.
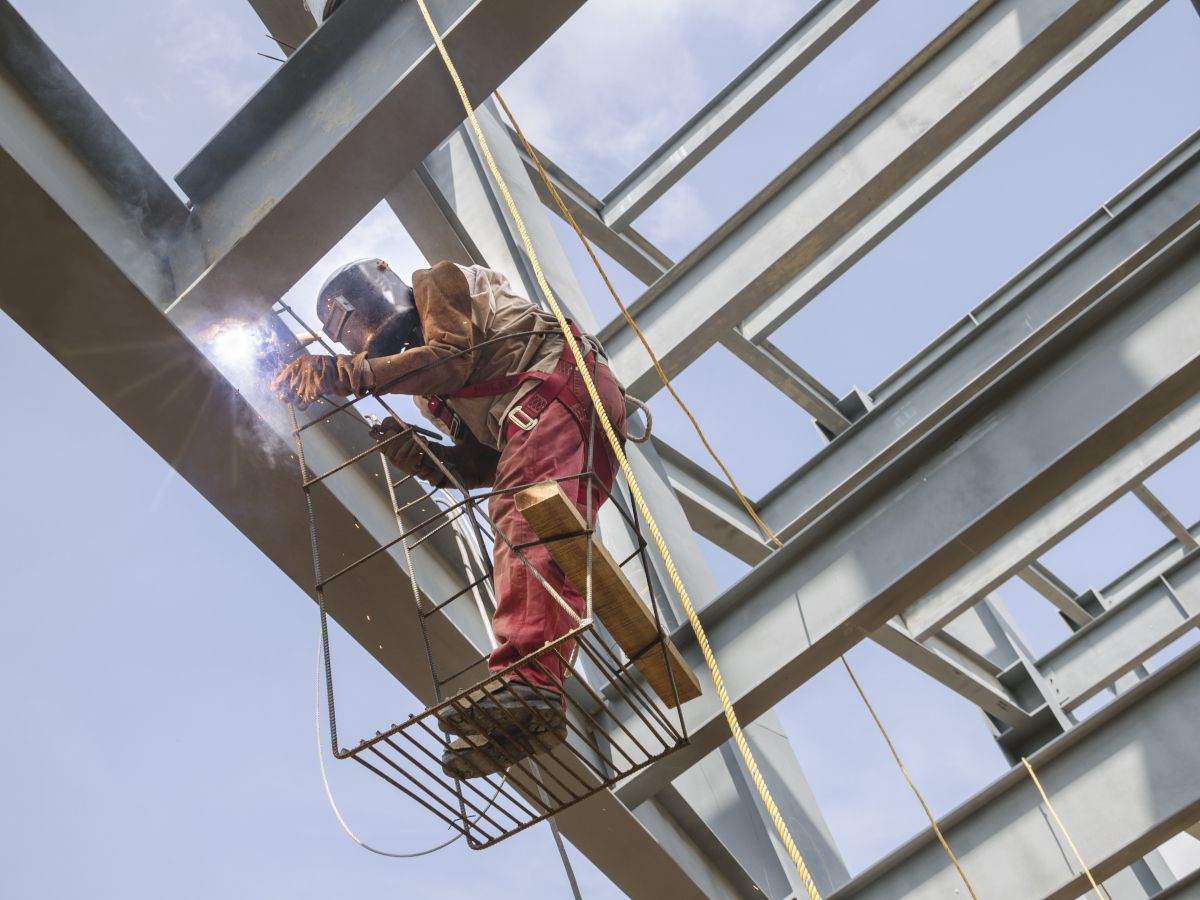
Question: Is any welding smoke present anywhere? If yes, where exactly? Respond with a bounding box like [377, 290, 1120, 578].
[196, 313, 309, 466]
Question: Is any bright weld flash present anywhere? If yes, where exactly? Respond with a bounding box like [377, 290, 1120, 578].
[210, 323, 259, 369]
[200, 317, 278, 386]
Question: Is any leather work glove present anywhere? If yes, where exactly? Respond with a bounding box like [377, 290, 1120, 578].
[370, 417, 446, 485]
[369, 417, 500, 489]
[272, 351, 371, 407]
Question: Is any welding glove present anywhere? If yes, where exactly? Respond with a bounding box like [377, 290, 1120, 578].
[370, 417, 499, 489]
[272, 351, 372, 407]
[370, 417, 447, 486]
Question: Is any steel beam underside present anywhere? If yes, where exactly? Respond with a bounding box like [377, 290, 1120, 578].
[893, 136, 1200, 639]
[1104, 523, 1200, 608]
[506, 131, 674, 287]
[650, 135, 1200, 725]
[1036, 546, 1200, 712]
[653, 438, 774, 566]
[656, 438, 1035, 726]
[599, 0, 882, 230]
[758, 130, 1200, 545]
[165, 0, 587, 327]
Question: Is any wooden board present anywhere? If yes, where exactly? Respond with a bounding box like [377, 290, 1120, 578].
[515, 481, 702, 708]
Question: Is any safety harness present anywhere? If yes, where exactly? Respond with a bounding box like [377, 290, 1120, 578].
[426, 321, 602, 445]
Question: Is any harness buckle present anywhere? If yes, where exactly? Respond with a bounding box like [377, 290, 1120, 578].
[507, 406, 538, 432]
[446, 410, 466, 441]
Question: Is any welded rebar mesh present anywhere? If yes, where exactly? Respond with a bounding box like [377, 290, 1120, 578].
[273, 302, 690, 848]
[340, 626, 686, 848]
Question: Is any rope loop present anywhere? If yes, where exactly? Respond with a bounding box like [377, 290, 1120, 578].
[625, 395, 653, 444]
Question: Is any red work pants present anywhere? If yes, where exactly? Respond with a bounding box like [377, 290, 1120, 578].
[486, 361, 627, 690]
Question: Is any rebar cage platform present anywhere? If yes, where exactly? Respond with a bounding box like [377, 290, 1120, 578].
[270, 301, 691, 848]
[342, 626, 688, 848]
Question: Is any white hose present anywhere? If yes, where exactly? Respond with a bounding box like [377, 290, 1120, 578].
[314, 633, 463, 858]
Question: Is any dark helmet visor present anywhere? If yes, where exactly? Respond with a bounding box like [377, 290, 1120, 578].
[317, 258, 422, 356]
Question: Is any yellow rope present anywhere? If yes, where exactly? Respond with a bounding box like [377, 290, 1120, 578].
[414, 3, 821, 896]
[840, 658, 978, 898]
[494, 89, 979, 895]
[493, 91, 784, 551]
[1022, 757, 1107, 899]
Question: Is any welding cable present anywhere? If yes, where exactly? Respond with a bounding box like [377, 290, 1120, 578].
[525, 758, 585, 900]
[415, 3, 821, 893]
[314, 633, 507, 858]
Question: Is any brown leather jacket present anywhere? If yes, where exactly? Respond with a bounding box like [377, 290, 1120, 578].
[365, 261, 610, 480]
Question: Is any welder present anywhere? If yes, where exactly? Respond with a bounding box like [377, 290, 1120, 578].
[272, 259, 627, 778]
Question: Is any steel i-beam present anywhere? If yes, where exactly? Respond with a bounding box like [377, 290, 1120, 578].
[614, 205, 1200, 804]
[165, 0, 587, 328]
[600, 0, 1168, 400]
[600, 0, 881, 230]
[832, 646, 1200, 899]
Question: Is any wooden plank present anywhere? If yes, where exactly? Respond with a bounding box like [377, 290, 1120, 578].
[515, 481, 702, 707]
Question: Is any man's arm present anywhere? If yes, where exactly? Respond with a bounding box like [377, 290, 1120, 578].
[372, 417, 499, 489]
[366, 261, 480, 397]
[271, 262, 482, 406]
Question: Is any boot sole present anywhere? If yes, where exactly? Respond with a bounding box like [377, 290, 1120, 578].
[438, 681, 564, 738]
[441, 727, 567, 780]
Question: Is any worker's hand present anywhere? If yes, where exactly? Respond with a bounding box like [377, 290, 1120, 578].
[272, 352, 371, 406]
[370, 416, 443, 483]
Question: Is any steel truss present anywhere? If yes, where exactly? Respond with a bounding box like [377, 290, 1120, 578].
[3, 0, 1199, 895]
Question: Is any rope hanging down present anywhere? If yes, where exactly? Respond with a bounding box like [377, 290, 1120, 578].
[413, 2, 821, 896]
[494, 91, 780, 550]
[1022, 757, 1108, 899]
[495, 80, 982, 898]
[840, 659, 978, 898]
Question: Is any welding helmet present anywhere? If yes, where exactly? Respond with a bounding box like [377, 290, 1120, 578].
[317, 258, 422, 357]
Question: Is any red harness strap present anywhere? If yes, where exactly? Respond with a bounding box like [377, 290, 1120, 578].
[426, 322, 597, 443]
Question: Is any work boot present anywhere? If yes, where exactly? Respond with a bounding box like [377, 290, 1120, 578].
[440, 723, 568, 780]
[437, 679, 564, 739]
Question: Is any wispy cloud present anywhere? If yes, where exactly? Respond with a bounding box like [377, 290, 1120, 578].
[496, 0, 809, 258]
[155, 0, 261, 114]
[500, 0, 803, 192]
[638, 180, 713, 255]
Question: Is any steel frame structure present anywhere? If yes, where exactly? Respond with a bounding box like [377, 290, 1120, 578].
[2, 0, 1199, 896]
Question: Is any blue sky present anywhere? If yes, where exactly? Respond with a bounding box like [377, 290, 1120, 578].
[3, 0, 1200, 897]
